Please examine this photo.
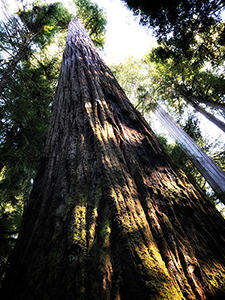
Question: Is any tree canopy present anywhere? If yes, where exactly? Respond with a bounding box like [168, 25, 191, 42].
[17, 2, 72, 46]
[121, 0, 225, 62]
[74, 0, 107, 47]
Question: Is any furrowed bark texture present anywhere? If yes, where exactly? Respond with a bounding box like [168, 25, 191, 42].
[2, 20, 225, 300]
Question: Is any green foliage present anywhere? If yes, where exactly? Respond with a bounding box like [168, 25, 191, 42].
[17, 2, 72, 47]
[122, 0, 225, 63]
[0, 55, 60, 173]
[147, 45, 225, 121]
[212, 148, 225, 171]
[0, 1, 71, 105]
[110, 55, 151, 111]
[0, 41, 62, 287]
[74, 0, 107, 48]
[0, 168, 24, 287]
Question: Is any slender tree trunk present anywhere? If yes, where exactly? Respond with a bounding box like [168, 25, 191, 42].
[176, 85, 225, 112]
[0, 42, 29, 97]
[191, 97, 225, 112]
[182, 95, 225, 133]
[153, 104, 225, 203]
[2, 20, 225, 300]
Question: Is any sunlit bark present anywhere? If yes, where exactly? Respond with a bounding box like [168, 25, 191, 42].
[154, 104, 225, 204]
[1, 20, 225, 300]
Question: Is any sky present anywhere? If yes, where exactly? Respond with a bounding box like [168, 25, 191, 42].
[92, 0, 156, 63]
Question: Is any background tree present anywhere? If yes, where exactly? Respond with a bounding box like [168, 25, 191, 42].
[148, 48, 225, 133]
[158, 116, 225, 210]
[2, 19, 225, 300]
[157, 116, 208, 190]
[152, 103, 225, 203]
[110, 55, 150, 111]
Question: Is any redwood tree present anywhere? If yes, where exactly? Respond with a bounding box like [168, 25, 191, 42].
[1, 19, 225, 300]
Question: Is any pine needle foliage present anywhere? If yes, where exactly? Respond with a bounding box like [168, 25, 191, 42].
[74, 0, 107, 48]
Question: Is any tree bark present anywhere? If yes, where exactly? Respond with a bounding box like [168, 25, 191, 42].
[181, 95, 225, 133]
[176, 84, 225, 112]
[153, 104, 225, 204]
[2, 20, 225, 300]
[190, 97, 225, 112]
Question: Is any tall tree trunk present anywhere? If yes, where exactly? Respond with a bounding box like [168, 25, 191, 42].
[182, 95, 225, 133]
[191, 97, 225, 112]
[0, 41, 30, 97]
[176, 85, 225, 112]
[153, 104, 225, 204]
[1, 20, 225, 300]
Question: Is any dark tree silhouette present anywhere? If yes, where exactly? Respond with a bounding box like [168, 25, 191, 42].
[1, 20, 225, 300]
